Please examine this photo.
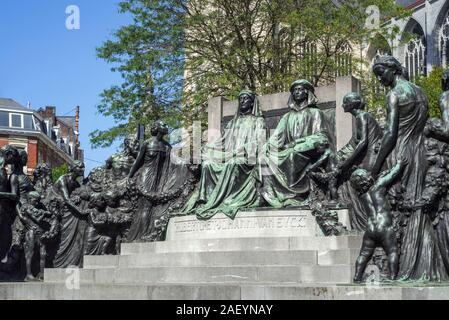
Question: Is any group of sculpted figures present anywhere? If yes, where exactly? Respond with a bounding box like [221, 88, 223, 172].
[1, 54, 449, 283]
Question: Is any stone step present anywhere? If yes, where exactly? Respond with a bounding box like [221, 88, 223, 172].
[2, 282, 449, 300]
[44, 265, 354, 284]
[121, 235, 363, 255]
[83, 249, 361, 269]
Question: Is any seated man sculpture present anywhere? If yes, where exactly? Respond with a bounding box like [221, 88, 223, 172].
[260, 79, 329, 208]
[183, 90, 266, 220]
[350, 160, 406, 283]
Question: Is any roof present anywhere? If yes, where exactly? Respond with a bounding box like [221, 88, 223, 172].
[57, 116, 76, 129]
[0, 98, 29, 111]
[396, 0, 425, 9]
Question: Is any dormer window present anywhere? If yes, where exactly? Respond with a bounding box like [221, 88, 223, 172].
[0, 112, 8, 127]
[10, 113, 23, 128]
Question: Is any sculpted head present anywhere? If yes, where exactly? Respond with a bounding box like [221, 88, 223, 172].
[19, 150, 28, 168]
[150, 121, 169, 138]
[27, 191, 41, 207]
[69, 160, 85, 178]
[291, 80, 314, 105]
[2, 145, 19, 166]
[124, 134, 139, 155]
[33, 163, 52, 181]
[373, 55, 403, 87]
[342, 92, 365, 113]
[350, 169, 374, 194]
[443, 68, 449, 92]
[238, 91, 256, 116]
[288, 80, 318, 111]
[88, 192, 106, 210]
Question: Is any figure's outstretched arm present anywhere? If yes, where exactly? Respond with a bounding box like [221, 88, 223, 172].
[128, 143, 146, 179]
[371, 94, 399, 175]
[9, 174, 19, 199]
[8, 175, 23, 217]
[0, 192, 19, 202]
[374, 160, 405, 190]
[59, 176, 71, 202]
[339, 116, 369, 172]
[65, 201, 83, 216]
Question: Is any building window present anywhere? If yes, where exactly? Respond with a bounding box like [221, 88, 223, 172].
[404, 22, 426, 82]
[0, 112, 8, 127]
[24, 115, 35, 130]
[335, 42, 353, 77]
[10, 113, 23, 128]
[405, 38, 426, 81]
[440, 14, 449, 68]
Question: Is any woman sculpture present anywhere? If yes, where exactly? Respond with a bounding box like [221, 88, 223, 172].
[0, 147, 15, 263]
[106, 135, 139, 179]
[337, 93, 383, 231]
[372, 55, 448, 281]
[126, 121, 171, 241]
[51, 160, 87, 268]
[0, 147, 35, 276]
[260, 79, 329, 208]
[183, 90, 266, 219]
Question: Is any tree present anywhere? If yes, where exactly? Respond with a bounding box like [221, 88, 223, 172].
[92, 0, 410, 148]
[52, 163, 69, 183]
[415, 67, 444, 119]
[91, 0, 186, 148]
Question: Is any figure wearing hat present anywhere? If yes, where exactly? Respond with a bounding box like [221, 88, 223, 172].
[259, 79, 330, 208]
[183, 90, 267, 220]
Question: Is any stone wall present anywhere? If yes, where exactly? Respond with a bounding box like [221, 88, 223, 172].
[207, 76, 361, 150]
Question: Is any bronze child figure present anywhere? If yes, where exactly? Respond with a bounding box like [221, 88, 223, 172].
[350, 160, 406, 283]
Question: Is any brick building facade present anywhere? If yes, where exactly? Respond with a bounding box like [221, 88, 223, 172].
[0, 98, 83, 176]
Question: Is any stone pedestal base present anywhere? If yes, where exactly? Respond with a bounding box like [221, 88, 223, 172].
[166, 209, 351, 241]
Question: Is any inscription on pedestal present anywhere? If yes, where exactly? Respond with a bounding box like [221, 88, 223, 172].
[174, 215, 308, 233]
[166, 210, 352, 240]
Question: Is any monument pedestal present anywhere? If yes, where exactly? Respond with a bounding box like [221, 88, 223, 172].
[0, 210, 447, 300]
[166, 209, 351, 240]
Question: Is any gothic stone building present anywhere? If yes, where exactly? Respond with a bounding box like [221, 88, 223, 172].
[365, 0, 449, 81]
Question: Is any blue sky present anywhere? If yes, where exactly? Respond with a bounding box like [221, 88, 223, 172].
[0, 0, 133, 173]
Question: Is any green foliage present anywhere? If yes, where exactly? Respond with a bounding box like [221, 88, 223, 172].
[415, 67, 444, 119]
[52, 163, 69, 183]
[91, 0, 186, 148]
[93, 0, 410, 147]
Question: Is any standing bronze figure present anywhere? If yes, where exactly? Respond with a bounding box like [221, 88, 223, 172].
[372, 55, 447, 281]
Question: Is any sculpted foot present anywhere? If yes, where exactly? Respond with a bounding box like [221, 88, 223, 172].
[24, 274, 37, 282]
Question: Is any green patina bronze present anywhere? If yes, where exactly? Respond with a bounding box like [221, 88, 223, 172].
[183, 90, 267, 220]
[259, 79, 330, 208]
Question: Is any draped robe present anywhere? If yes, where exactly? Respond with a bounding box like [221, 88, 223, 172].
[260, 106, 328, 208]
[184, 114, 266, 220]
